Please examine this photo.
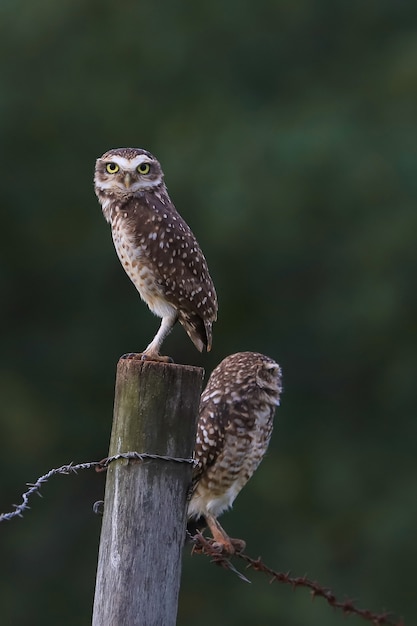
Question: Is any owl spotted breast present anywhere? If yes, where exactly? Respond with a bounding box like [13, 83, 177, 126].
[94, 147, 217, 361]
[188, 351, 282, 553]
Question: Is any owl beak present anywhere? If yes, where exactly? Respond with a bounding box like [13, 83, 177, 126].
[124, 173, 132, 188]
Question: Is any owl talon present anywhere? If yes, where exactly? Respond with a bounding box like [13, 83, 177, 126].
[198, 535, 242, 556]
[190, 532, 233, 555]
[120, 352, 142, 360]
[211, 540, 236, 555]
[140, 352, 174, 363]
[119, 352, 174, 363]
[212, 536, 246, 554]
[230, 537, 246, 553]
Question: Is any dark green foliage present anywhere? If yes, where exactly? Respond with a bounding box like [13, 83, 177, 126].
[0, 1, 416, 624]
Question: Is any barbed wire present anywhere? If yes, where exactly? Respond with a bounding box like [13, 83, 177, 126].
[189, 532, 405, 626]
[1, 458, 405, 625]
[0, 451, 196, 523]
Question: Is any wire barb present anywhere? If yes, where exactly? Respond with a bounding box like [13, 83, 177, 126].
[188, 533, 404, 626]
[0, 451, 195, 523]
[0, 458, 405, 626]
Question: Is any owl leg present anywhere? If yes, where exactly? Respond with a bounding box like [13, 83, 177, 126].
[205, 513, 246, 555]
[141, 312, 177, 362]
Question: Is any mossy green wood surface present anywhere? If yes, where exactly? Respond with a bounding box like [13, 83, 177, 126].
[92, 358, 204, 626]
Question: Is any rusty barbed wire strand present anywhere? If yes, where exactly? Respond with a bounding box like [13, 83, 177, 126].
[189, 533, 405, 626]
[0, 460, 406, 626]
[0, 451, 196, 523]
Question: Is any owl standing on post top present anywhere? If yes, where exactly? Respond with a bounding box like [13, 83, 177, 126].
[94, 147, 217, 362]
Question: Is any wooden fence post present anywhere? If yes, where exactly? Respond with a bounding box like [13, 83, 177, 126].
[92, 357, 204, 626]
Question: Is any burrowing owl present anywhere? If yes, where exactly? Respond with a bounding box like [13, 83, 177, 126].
[188, 351, 282, 552]
[94, 147, 217, 361]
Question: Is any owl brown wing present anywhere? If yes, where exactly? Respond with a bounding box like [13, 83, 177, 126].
[192, 387, 260, 493]
[124, 192, 218, 350]
[192, 393, 227, 489]
[192, 352, 282, 487]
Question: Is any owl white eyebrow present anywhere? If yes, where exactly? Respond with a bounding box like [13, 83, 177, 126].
[105, 155, 154, 170]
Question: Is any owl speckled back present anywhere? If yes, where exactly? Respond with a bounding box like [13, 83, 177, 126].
[188, 351, 282, 552]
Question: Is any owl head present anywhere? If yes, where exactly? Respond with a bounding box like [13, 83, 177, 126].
[94, 147, 164, 200]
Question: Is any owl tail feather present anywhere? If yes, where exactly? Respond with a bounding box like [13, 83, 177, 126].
[178, 311, 212, 352]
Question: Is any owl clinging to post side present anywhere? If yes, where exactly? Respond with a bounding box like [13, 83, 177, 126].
[94, 147, 217, 362]
[188, 351, 283, 553]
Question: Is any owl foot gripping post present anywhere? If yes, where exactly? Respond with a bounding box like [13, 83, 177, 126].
[121, 352, 174, 364]
[94, 147, 218, 362]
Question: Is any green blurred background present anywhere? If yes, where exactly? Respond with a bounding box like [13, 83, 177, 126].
[1, 1, 416, 624]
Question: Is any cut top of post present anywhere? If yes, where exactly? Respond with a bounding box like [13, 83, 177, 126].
[110, 356, 204, 460]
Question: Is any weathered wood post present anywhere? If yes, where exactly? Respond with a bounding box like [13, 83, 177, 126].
[92, 357, 203, 626]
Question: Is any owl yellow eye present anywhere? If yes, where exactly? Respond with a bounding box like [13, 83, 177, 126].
[137, 163, 150, 174]
[106, 162, 119, 174]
